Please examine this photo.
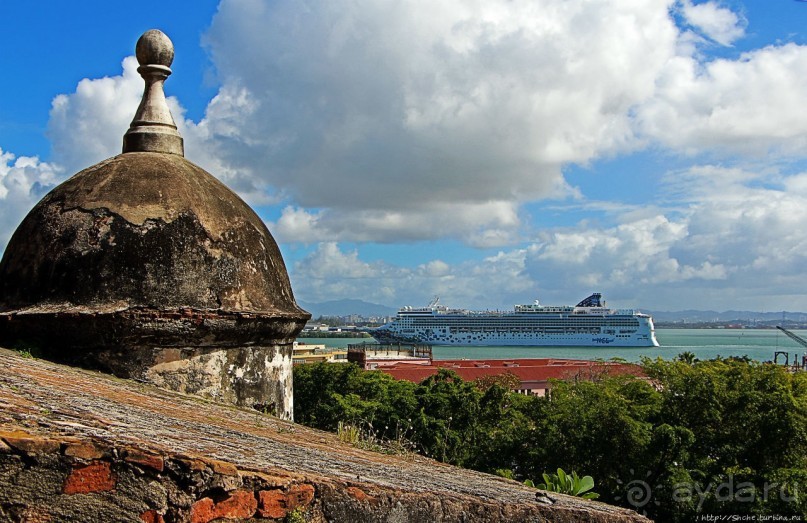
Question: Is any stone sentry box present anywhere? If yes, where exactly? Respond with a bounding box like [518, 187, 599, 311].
[0, 30, 309, 419]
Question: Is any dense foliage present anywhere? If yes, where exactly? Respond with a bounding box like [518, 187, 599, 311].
[293, 358, 807, 522]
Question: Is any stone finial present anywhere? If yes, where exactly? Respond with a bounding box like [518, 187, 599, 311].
[123, 29, 184, 156]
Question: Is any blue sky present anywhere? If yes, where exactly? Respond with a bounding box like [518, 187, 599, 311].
[2, 0, 807, 312]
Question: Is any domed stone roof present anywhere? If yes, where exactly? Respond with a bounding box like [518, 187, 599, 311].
[0, 152, 303, 317]
[0, 30, 308, 363]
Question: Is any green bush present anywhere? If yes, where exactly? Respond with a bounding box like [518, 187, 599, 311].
[528, 468, 599, 499]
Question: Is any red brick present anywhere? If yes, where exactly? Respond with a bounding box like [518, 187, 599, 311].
[347, 486, 369, 501]
[179, 457, 207, 472]
[257, 484, 314, 519]
[140, 510, 165, 523]
[257, 490, 287, 519]
[207, 458, 239, 476]
[3, 434, 60, 455]
[63, 461, 116, 494]
[63, 441, 104, 460]
[288, 484, 315, 507]
[190, 498, 216, 523]
[124, 448, 164, 472]
[218, 490, 258, 518]
[190, 490, 257, 523]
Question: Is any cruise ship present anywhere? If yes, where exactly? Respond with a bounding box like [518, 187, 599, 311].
[372, 293, 659, 347]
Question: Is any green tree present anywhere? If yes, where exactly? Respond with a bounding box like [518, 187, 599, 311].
[523, 377, 668, 504]
[466, 384, 534, 475]
[644, 358, 807, 520]
[411, 369, 482, 464]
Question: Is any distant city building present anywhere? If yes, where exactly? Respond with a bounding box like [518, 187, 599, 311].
[304, 323, 332, 332]
[292, 341, 348, 365]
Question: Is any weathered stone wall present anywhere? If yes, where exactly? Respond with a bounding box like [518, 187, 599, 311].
[143, 345, 294, 419]
[0, 315, 296, 419]
[0, 349, 651, 522]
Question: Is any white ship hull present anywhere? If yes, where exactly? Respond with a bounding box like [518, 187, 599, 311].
[373, 293, 659, 348]
[373, 330, 656, 347]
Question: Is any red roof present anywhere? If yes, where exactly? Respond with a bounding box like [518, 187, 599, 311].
[372, 358, 644, 389]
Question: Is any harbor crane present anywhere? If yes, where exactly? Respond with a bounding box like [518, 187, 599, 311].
[775, 326, 807, 370]
[776, 326, 807, 348]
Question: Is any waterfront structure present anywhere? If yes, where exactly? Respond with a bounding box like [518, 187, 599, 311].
[292, 341, 348, 364]
[346, 342, 433, 367]
[774, 326, 807, 371]
[0, 30, 309, 419]
[373, 293, 658, 347]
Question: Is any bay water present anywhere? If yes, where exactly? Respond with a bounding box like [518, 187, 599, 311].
[299, 328, 807, 363]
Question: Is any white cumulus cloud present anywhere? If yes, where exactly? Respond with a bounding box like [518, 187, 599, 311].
[47, 56, 143, 175]
[0, 148, 61, 248]
[200, 0, 679, 242]
[637, 43, 807, 155]
[679, 0, 746, 46]
[272, 200, 522, 247]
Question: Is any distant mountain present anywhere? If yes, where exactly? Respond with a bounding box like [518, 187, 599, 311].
[297, 299, 397, 319]
[647, 309, 807, 323]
